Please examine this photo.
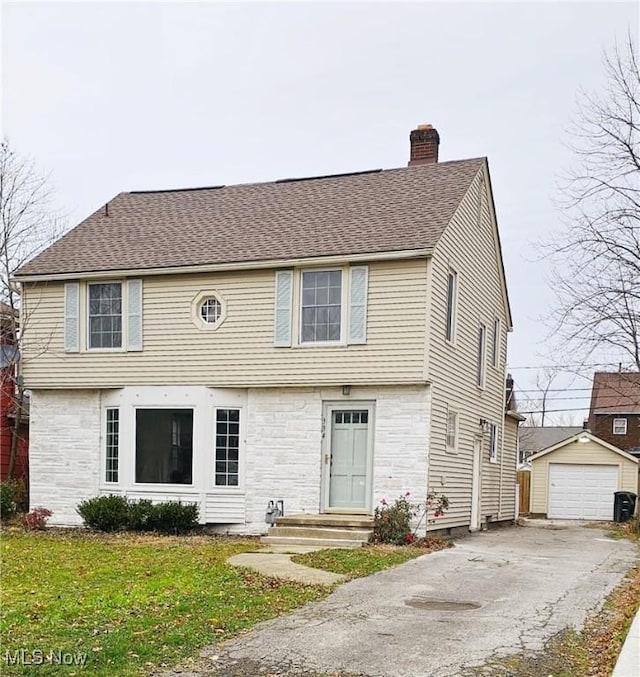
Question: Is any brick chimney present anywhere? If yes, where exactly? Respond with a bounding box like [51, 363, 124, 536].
[408, 124, 440, 166]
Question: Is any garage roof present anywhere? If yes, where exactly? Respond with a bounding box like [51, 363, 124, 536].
[529, 430, 639, 463]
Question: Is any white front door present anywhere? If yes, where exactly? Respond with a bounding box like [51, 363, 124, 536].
[323, 404, 374, 512]
[470, 438, 482, 530]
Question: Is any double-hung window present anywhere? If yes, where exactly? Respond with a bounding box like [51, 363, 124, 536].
[445, 409, 458, 451]
[64, 279, 143, 352]
[613, 418, 627, 435]
[489, 422, 498, 463]
[477, 323, 487, 388]
[273, 266, 368, 347]
[88, 283, 122, 348]
[491, 318, 500, 367]
[301, 270, 342, 343]
[445, 270, 457, 343]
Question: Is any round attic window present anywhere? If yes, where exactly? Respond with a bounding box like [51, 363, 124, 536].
[200, 297, 222, 324]
[191, 290, 227, 331]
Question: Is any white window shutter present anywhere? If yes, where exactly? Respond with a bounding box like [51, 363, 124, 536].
[274, 270, 293, 347]
[64, 282, 80, 353]
[127, 279, 143, 351]
[348, 266, 368, 344]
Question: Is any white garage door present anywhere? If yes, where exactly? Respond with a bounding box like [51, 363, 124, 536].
[548, 464, 618, 520]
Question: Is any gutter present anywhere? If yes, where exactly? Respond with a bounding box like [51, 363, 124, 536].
[14, 248, 433, 283]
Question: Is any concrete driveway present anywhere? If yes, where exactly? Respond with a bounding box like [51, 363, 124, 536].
[200, 521, 637, 677]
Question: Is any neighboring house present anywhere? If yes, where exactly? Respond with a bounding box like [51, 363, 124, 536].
[0, 302, 29, 482]
[529, 431, 638, 520]
[518, 426, 583, 467]
[15, 124, 519, 534]
[588, 372, 640, 458]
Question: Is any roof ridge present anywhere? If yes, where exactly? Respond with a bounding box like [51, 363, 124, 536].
[275, 168, 382, 184]
[16, 156, 487, 278]
[122, 157, 486, 196]
[129, 185, 226, 195]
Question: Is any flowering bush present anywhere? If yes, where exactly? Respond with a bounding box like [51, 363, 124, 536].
[372, 491, 451, 545]
[425, 491, 450, 520]
[372, 493, 418, 545]
[22, 507, 53, 530]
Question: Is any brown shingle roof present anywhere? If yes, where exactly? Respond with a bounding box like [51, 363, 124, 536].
[16, 158, 484, 277]
[589, 372, 640, 417]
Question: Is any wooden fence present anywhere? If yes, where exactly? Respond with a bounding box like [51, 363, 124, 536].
[517, 470, 531, 515]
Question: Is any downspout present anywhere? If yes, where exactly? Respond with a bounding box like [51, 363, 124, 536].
[423, 257, 433, 515]
[498, 367, 507, 519]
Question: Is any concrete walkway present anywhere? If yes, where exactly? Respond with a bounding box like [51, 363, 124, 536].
[228, 548, 346, 586]
[212, 522, 636, 677]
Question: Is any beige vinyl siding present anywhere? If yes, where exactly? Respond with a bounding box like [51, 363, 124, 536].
[530, 439, 638, 514]
[501, 415, 520, 520]
[21, 259, 427, 388]
[426, 168, 513, 530]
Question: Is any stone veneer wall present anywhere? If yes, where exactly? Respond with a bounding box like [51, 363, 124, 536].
[241, 385, 431, 534]
[28, 384, 431, 532]
[29, 389, 101, 525]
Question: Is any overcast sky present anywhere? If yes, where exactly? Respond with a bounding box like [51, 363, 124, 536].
[2, 0, 638, 422]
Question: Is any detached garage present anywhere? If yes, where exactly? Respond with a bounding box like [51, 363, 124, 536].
[529, 431, 638, 520]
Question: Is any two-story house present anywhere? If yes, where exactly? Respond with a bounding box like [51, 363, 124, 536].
[15, 124, 519, 534]
[588, 372, 640, 458]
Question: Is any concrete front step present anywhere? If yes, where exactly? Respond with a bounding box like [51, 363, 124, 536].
[261, 513, 374, 549]
[260, 536, 367, 549]
[266, 526, 372, 541]
[275, 514, 374, 530]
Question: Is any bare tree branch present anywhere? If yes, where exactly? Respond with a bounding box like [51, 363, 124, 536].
[0, 139, 64, 480]
[546, 36, 640, 373]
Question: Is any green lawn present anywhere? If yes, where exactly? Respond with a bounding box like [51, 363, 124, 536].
[0, 530, 325, 676]
[0, 529, 438, 676]
[292, 543, 437, 578]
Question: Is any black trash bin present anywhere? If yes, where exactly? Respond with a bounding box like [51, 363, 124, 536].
[613, 491, 637, 522]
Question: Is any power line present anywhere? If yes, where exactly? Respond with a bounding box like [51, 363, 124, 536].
[507, 363, 627, 370]
[515, 387, 592, 393]
[520, 394, 636, 402]
[518, 407, 590, 415]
